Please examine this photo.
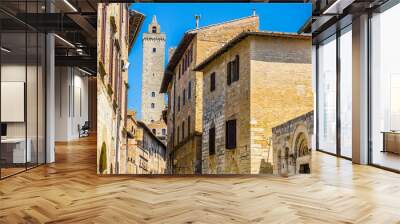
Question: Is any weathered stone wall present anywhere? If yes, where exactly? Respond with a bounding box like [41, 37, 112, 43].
[171, 135, 202, 174]
[200, 33, 312, 174]
[141, 16, 166, 124]
[249, 35, 313, 174]
[126, 113, 167, 174]
[272, 111, 313, 176]
[168, 16, 259, 174]
[202, 39, 252, 174]
[97, 3, 130, 174]
[147, 119, 167, 144]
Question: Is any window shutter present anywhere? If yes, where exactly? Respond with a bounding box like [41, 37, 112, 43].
[227, 62, 231, 85]
[188, 116, 191, 135]
[177, 127, 180, 143]
[235, 55, 240, 81]
[188, 81, 192, 100]
[209, 127, 215, 155]
[182, 122, 185, 140]
[183, 89, 186, 105]
[177, 96, 180, 111]
[226, 120, 237, 149]
[210, 72, 216, 92]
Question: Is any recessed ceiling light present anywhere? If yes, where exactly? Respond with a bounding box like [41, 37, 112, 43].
[1, 47, 11, 53]
[54, 34, 75, 48]
[63, 0, 78, 12]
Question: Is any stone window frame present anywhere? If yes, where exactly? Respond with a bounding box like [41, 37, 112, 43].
[187, 116, 191, 135]
[183, 89, 186, 106]
[210, 72, 216, 92]
[209, 126, 216, 155]
[226, 55, 240, 86]
[151, 103, 155, 109]
[225, 119, 237, 149]
[177, 95, 180, 111]
[188, 81, 192, 100]
[152, 26, 157, 33]
[152, 47, 156, 53]
[182, 121, 185, 140]
[151, 91, 155, 97]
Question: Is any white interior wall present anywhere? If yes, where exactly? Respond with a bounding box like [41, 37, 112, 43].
[55, 67, 89, 141]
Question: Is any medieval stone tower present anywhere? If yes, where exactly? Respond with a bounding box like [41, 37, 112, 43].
[141, 15, 166, 124]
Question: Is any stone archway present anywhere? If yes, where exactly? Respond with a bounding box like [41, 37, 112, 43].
[291, 124, 311, 174]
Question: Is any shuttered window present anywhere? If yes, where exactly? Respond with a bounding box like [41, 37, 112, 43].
[188, 116, 191, 135]
[210, 72, 216, 92]
[101, 5, 107, 63]
[182, 121, 185, 140]
[177, 95, 180, 111]
[227, 61, 232, 85]
[226, 55, 240, 85]
[183, 89, 186, 106]
[188, 81, 192, 100]
[209, 127, 216, 155]
[225, 119, 237, 149]
[233, 55, 240, 82]
[177, 126, 180, 143]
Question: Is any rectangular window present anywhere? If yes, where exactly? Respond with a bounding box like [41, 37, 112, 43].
[188, 81, 192, 100]
[209, 127, 216, 155]
[109, 39, 114, 86]
[188, 116, 191, 135]
[177, 95, 180, 111]
[233, 55, 240, 82]
[179, 64, 181, 79]
[177, 126, 180, 143]
[210, 72, 216, 92]
[182, 121, 185, 140]
[183, 89, 186, 106]
[225, 119, 237, 149]
[101, 5, 107, 63]
[227, 61, 232, 85]
[317, 35, 337, 155]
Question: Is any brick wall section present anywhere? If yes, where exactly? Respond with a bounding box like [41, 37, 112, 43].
[97, 3, 130, 174]
[202, 40, 251, 174]
[272, 111, 313, 176]
[167, 16, 259, 174]
[200, 33, 313, 174]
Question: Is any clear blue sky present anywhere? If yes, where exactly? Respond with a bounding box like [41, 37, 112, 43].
[128, 3, 311, 120]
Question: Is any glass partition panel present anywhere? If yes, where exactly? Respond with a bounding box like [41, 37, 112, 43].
[1, 31, 28, 178]
[371, 3, 400, 171]
[317, 35, 337, 154]
[339, 26, 352, 158]
[27, 31, 38, 169]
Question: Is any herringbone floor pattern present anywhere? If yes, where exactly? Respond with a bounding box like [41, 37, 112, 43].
[1, 135, 400, 223]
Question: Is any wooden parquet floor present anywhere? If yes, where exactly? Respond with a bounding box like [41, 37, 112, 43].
[1, 135, 400, 224]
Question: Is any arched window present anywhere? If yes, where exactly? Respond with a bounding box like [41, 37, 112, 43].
[152, 48, 156, 53]
[151, 92, 155, 97]
[152, 26, 157, 33]
[151, 103, 155, 108]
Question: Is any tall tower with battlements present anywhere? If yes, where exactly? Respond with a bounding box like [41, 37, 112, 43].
[141, 15, 166, 124]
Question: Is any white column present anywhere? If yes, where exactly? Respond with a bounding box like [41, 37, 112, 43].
[352, 14, 369, 164]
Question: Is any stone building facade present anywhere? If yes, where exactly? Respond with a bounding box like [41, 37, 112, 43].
[126, 110, 167, 174]
[141, 16, 166, 125]
[147, 119, 167, 144]
[195, 32, 313, 174]
[160, 16, 259, 174]
[97, 3, 144, 174]
[272, 111, 313, 176]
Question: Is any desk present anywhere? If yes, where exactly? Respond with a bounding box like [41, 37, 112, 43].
[382, 131, 400, 155]
[1, 138, 31, 163]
